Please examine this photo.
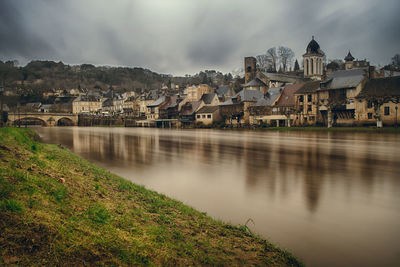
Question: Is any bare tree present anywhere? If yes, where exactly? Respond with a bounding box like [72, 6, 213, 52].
[319, 89, 349, 128]
[266, 48, 277, 72]
[256, 54, 269, 72]
[391, 54, 400, 70]
[277, 46, 295, 72]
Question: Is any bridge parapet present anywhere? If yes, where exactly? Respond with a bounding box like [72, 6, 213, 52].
[7, 113, 79, 126]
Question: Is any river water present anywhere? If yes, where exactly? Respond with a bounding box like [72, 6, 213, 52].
[33, 127, 400, 267]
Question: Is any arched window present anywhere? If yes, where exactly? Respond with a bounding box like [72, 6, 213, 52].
[311, 58, 314, 74]
[305, 59, 308, 75]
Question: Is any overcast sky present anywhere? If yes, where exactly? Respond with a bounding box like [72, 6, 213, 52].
[1, 0, 399, 75]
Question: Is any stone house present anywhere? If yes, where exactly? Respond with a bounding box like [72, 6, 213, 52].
[318, 68, 368, 126]
[72, 95, 103, 114]
[200, 93, 220, 106]
[195, 106, 222, 125]
[344, 51, 370, 71]
[355, 76, 400, 126]
[179, 101, 204, 126]
[248, 87, 283, 126]
[293, 81, 321, 126]
[243, 78, 268, 93]
[249, 83, 303, 127]
[216, 85, 235, 102]
[146, 96, 167, 120]
[186, 84, 213, 102]
[159, 95, 183, 119]
[123, 96, 140, 117]
[220, 89, 264, 125]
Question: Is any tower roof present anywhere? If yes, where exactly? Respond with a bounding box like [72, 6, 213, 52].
[344, 51, 355, 61]
[305, 36, 323, 55]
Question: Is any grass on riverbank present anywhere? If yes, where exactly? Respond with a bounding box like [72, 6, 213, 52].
[0, 127, 303, 266]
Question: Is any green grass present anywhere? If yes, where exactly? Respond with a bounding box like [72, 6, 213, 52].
[0, 127, 304, 266]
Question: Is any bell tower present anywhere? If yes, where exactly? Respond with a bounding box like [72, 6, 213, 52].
[303, 36, 324, 80]
[244, 57, 256, 83]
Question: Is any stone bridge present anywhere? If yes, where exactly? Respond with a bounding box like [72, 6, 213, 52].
[7, 112, 79, 126]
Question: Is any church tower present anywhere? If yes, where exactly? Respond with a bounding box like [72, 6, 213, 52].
[303, 36, 324, 80]
[344, 51, 355, 70]
[244, 57, 256, 83]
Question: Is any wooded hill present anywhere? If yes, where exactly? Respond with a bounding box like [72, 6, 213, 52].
[0, 60, 234, 95]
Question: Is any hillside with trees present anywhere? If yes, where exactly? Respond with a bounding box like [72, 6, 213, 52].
[0, 60, 234, 96]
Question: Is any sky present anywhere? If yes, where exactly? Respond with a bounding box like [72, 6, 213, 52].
[1, 0, 399, 76]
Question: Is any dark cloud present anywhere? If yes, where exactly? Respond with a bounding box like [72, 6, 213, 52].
[0, 0, 399, 75]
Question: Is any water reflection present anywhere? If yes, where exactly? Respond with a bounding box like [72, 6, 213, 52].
[34, 127, 400, 267]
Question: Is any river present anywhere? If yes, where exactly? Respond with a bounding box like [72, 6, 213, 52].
[33, 127, 400, 267]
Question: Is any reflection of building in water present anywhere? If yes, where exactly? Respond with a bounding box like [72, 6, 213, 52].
[65, 128, 400, 217]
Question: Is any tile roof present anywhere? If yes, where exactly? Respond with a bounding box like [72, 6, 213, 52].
[200, 93, 217, 104]
[196, 105, 219, 114]
[219, 89, 264, 106]
[216, 85, 231, 96]
[147, 96, 166, 107]
[276, 83, 303, 107]
[180, 101, 203, 115]
[295, 81, 321, 94]
[321, 68, 366, 90]
[357, 76, 400, 98]
[261, 72, 301, 83]
[252, 87, 282, 107]
[74, 95, 102, 102]
[244, 78, 267, 87]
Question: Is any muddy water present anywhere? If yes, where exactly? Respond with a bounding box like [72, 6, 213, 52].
[34, 127, 400, 267]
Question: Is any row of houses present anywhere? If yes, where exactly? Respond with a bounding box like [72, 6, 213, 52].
[65, 37, 400, 128]
[71, 83, 236, 126]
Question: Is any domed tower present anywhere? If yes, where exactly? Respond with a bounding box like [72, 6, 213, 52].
[303, 36, 324, 80]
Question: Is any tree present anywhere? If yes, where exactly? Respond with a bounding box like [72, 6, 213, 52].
[256, 54, 269, 72]
[320, 89, 349, 128]
[277, 46, 295, 72]
[391, 54, 400, 70]
[294, 59, 300, 71]
[266, 48, 277, 72]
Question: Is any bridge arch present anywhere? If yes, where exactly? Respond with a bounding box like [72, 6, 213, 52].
[13, 117, 47, 126]
[57, 117, 75, 126]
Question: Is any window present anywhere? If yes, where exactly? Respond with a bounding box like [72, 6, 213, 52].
[368, 113, 373, 119]
[197, 115, 200, 119]
[308, 105, 312, 112]
[384, 106, 390, 116]
[367, 101, 373, 109]
[207, 114, 211, 119]
[202, 114, 206, 118]
[307, 94, 312, 102]
[299, 95, 304, 102]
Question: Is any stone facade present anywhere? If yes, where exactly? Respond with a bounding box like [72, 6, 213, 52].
[244, 57, 256, 83]
[186, 84, 213, 102]
[72, 95, 103, 114]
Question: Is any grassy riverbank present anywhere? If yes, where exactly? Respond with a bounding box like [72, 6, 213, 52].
[0, 127, 303, 266]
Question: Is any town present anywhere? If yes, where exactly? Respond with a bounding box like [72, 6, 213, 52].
[1, 37, 400, 129]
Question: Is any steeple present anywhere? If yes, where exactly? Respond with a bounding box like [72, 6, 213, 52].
[344, 51, 355, 62]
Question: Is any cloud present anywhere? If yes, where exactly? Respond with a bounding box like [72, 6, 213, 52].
[0, 0, 399, 75]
